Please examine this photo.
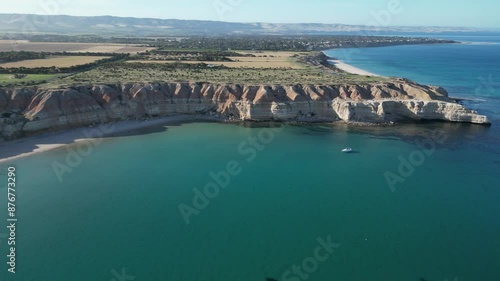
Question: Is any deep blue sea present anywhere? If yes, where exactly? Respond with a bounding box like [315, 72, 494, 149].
[0, 34, 499, 281]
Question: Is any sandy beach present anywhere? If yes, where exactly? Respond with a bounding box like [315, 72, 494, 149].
[0, 115, 222, 164]
[328, 59, 380, 76]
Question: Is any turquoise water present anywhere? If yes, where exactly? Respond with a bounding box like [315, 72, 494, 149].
[1, 35, 500, 281]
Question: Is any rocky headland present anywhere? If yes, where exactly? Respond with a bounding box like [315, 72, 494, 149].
[0, 80, 491, 141]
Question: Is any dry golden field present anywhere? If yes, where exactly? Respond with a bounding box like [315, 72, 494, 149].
[0, 40, 154, 53]
[0, 56, 110, 68]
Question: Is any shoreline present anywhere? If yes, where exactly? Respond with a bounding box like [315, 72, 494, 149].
[0, 115, 378, 164]
[0, 112, 490, 164]
[319, 50, 381, 77]
[327, 59, 381, 77]
[0, 115, 224, 164]
[0, 113, 412, 164]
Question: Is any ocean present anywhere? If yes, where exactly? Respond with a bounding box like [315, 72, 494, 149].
[1, 34, 499, 281]
[325, 34, 500, 121]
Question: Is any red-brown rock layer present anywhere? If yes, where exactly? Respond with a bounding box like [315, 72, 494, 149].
[0, 81, 490, 141]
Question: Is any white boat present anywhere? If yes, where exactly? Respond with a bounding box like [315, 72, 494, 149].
[341, 147, 353, 153]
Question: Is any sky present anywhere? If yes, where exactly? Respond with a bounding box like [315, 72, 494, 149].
[1, 0, 499, 28]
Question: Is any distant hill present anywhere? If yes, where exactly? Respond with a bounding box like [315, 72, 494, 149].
[0, 13, 493, 36]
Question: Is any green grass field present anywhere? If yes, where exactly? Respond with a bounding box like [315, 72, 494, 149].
[51, 62, 388, 87]
[0, 74, 58, 86]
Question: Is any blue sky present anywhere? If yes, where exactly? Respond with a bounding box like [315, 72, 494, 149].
[2, 0, 499, 28]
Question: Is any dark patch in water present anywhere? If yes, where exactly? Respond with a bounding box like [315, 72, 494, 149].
[107, 119, 220, 138]
[367, 135, 401, 141]
[306, 126, 333, 133]
[236, 121, 284, 130]
[107, 126, 169, 137]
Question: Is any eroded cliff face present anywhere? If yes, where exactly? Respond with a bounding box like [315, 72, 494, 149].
[0, 81, 490, 141]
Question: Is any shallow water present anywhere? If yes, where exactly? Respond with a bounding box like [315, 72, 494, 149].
[1, 120, 499, 281]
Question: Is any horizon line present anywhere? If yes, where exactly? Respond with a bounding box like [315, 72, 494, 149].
[0, 12, 499, 30]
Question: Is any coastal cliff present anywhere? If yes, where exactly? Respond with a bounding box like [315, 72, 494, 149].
[0, 80, 490, 141]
